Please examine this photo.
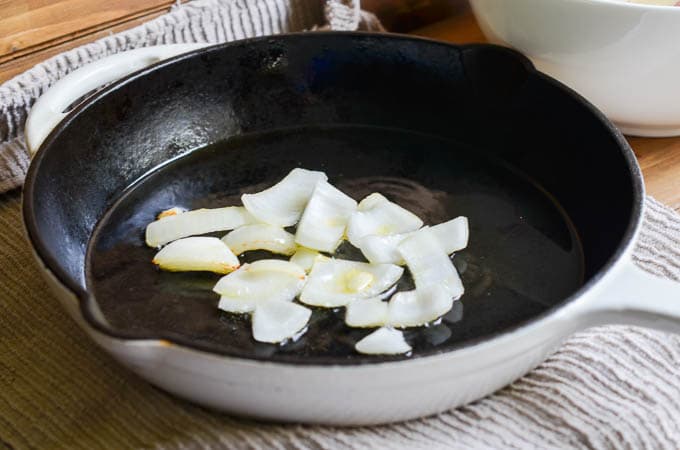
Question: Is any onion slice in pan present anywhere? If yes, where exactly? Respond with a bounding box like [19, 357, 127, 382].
[387, 286, 454, 328]
[358, 216, 469, 265]
[295, 180, 357, 252]
[289, 247, 321, 272]
[214, 260, 306, 313]
[345, 297, 389, 328]
[432, 216, 469, 255]
[358, 233, 408, 265]
[382, 227, 463, 326]
[217, 296, 259, 314]
[355, 327, 411, 355]
[399, 227, 464, 299]
[152, 237, 239, 274]
[146, 206, 255, 248]
[346, 193, 423, 247]
[222, 224, 296, 256]
[299, 259, 403, 308]
[252, 300, 312, 343]
[241, 168, 327, 227]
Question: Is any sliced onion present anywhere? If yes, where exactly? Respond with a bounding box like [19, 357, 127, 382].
[213, 260, 306, 312]
[399, 227, 464, 299]
[358, 216, 469, 265]
[289, 247, 321, 272]
[387, 285, 454, 327]
[295, 180, 357, 252]
[241, 168, 327, 227]
[146, 206, 255, 248]
[358, 233, 409, 265]
[345, 297, 389, 328]
[252, 301, 312, 343]
[222, 224, 296, 256]
[152, 237, 239, 274]
[217, 296, 258, 314]
[299, 259, 403, 307]
[346, 193, 423, 247]
[355, 327, 411, 355]
[432, 216, 469, 255]
[243, 258, 307, 276]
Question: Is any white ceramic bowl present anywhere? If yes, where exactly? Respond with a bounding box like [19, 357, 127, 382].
[469, 0, 680, 137]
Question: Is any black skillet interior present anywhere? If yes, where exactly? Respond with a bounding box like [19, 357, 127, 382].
[23, 33, 641, 364]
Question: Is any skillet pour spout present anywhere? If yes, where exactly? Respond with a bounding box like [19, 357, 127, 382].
[22, 33, 680, 424]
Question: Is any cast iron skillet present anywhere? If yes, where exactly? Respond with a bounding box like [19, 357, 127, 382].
[23, 33, 641, 365]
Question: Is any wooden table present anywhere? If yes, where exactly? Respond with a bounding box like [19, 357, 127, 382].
[1, 1, 679, 210]
[0, 0, 176, 82]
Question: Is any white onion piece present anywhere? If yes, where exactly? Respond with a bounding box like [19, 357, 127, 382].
[146, 206, 255, 248]
[432, 216, 469, 255]
[299, 259, 403, 307]
[399, 228, 463, 299]
[358, 216, 469, 265]
[346, 193, 423, 247]
[289, 247, 321, 272]
[345, 297, 389, 328]
[213, 260, 306, 310]
[358, 233, 409, 265]
[252, 301, 312, 343]
[241, 168, 327, 227]
[152, 237, 239, 274]
[355, 327, 411, 355]
[222, 224, 296, 256]
[387, 285, 454, 327]
[244, 258, 307, 276]
[357, 192, 386, 210]
[295, 180, 357, 252]
[217, 296, 258, 314]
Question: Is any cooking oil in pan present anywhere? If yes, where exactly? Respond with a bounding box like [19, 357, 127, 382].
[86, 125, 584, 363]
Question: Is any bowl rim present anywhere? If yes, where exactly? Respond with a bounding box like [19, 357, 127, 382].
[22, 31, 645, 366]
[563, 0, 680, 11]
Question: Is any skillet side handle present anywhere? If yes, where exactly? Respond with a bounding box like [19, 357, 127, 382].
[587, 258, 680, 333]
[25, 43, 212, 155]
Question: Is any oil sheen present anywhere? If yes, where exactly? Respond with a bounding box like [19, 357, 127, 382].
[86, 125, 584, 363]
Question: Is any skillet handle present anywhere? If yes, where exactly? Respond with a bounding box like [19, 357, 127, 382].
[25, 43, 212, 155]
[583, 258, 680, 333]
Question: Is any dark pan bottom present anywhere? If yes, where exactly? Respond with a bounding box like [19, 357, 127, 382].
[86, 125, 584, 364]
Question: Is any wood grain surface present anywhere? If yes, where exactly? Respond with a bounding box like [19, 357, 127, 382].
[0, 8, 171, 83]
[0, 0, 176, 81]
[0, 0, 174, 60]
[0, 0, 678, 209]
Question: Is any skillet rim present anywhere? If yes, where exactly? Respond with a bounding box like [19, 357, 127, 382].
[22, 31, 644, 366]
